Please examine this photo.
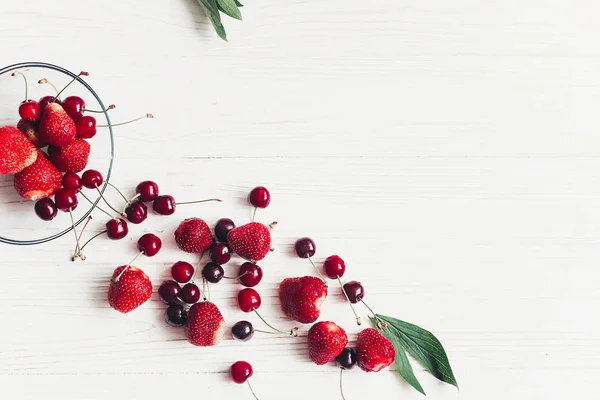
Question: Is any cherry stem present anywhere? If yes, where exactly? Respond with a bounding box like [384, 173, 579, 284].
[360, 299, 385, 328]
[12, 71, 28, 100]
[78, 230, 107, 253]
[80, 191, 117, 219]
[338, 277, 361, 325]
[97, 113, 154, 127]
[106, 182, 129, 203]
[252, 207, 257, 222]
[113, 252, 143, 282]
[77, 216, 93, 245]
[73, 216, 93, 261]
[308, 257, 328, 285]
[83, 104, 115, 113]
[69, 210, 84, 261]
[176, 198, 222, 206]
[340, 369, 347, 400]
[53, 71, 89, 101]
[253, 328, 284, 335]
[38, 78, 60, 99]
[253, 310, 298, 337]
[95, 186, 126, 217]
[268, 221, 278, 230]
[204, 276, 211, 302]
[247, 380, 259, 400]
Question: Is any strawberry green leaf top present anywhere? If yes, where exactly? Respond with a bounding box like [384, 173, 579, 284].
[370, 314, 458, 394]
[196, 0, 243, 41]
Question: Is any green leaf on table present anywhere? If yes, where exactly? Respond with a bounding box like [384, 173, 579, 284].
[234, 0, 243, 6]
[217, 0, 243, 20]
[381, 323, 426, 395]
[372, 314, 459, 389]
[197, 0, 228, 41]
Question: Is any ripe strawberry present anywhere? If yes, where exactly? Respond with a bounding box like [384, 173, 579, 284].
[0, 126, 38, 174]
[185, 301, 225, 346]
[14, 150, 62, 200]
[17, 119, 47, 148]
[308, 321, 348, 365]
[356, 328, 396, 372]
[227, 222, 272, 262]
[279, 276, 327, 323]
[107, 265, 152, 313]
[174, 218, 212, 253]
[48, 139, 91, 173]
[38, 103, 76, 147]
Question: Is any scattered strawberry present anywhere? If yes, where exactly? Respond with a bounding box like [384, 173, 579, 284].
[356, 328, 395, 372]
[174, 217, 212, 253]
[17, 119, 46, 148]
[185, 301, 225, 346]
[279, 276, 328, 323]
[107, 265, 152, 313]
[38, 103, 76, 147]
[227, 221, 273, 262]
[13, 150, 62, 200]
[0, 126, 38, 174]
[48, 138, 91, 173]
[308, 321, 348, 365]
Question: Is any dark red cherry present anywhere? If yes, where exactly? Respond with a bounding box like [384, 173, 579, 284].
[38, 95, 57, 112]
[336, 348, 357, 370]
[158, 280, 181, 305]
[34, 198, 58, 221]
[62, 96, 85, 121]
[62, 172, 82, 193]
[54, 188, 78, 212]
[125, 201, 148, 224]
[237, 288, 261, 312]
[105, 218, 128, 240]
[181, 283, 201, 304]
[19, 100, 41, 122]
[230, 361, 253, 384]
[249, 186, 271, 208]
[343, 281, 364, 304]
[136, 181, 159, 202]
[202, 262, 224, 284]
[294, 237, 316, 258]
[153, 195, 175, 215]
[165, 304, 187, 327]
[324, 255, 346, 279]
[76, 116, 97, 139]
[81, 169, 103, 189]
[238, 263, 263, 287]
[214, 218, 235, 242]
[209, 242, 231, 265]
[171, 261, 194, 284]
[137, 233, 162, 257]
[231, 321, 254, 342]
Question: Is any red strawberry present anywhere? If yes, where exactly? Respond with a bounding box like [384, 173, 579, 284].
[227, 222, 272, 262]
[107, 265, 152, 313]
[14, 150, 62, 200]
[17, 119, 47, 148]
[174, 218, 212, 253]
[0, 126, 38, 174]
[356, 328, 396, 372]
[48, 139, 91, 173]
[279, 276, 327, 323]
[308, 321, 348, 365]
[38, 103, 76, 147]
[185, 301, 225, 346]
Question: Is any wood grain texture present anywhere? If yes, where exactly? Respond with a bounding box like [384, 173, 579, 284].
[1, 0, 599, 398]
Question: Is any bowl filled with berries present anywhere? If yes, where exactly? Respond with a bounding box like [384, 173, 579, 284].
[0, 62, 123, 245]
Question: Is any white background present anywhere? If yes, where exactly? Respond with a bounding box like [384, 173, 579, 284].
[0, 1, 598, 399]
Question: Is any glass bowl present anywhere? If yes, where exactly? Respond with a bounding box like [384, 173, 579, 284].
[0, 62, 114, 245]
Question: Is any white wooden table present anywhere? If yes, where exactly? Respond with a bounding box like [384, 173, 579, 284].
[0, 1, 598, 399]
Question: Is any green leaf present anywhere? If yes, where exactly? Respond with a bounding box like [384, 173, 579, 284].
[217, 0, 243, 20]
[379, 322, 426, 395]
[374, 314, 459, 389]
[197, 0, 228, 40]
[234, 0, 243, 6]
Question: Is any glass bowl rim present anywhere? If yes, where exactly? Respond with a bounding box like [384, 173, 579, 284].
[0, 61, 114, 246]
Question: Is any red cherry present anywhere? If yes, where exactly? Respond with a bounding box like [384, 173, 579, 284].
[209, 242, 231, 264]
[136, 181, 159, 202]
[237, 288, 261, 312]
[181, 283, 201, 304]
[343, 281, 364, 304]
[76, 116, 97, 139]
[81, 170, 104, 189]
[249, 186, 271, 208]
[153, 195, 175, 215]
[19, 100, 41, 122]
[230, 361, 253, 384]
[54, 188, 78, 212]
[238, 262, 263, 287]
[62, 172, 82, 193]
[125, 201, 148, 224]
[171, 261, 194, 284]
[62, 96, 85, 121]
[35, 198, 58, 221]
[137, 233, 162, 257]
[106, 218, 128, 240]
[158, 280, 181, 305]
[38, 95, 57, 112]
[324, 255, 346, 279]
